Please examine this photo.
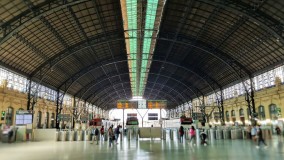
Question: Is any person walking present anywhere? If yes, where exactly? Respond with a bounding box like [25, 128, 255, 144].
[251, 125, 257, 143]
[189, 126, 196, 145]
[179, 126, 184, 143]
[256, 125, 267, 149]
[114, 125, 121, 144]
[247, 125, 252, 139]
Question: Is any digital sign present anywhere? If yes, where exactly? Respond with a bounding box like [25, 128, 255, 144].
[117, 100, 138, 109]
[15, 113, 33, 125]
[147, 100, 167, 109]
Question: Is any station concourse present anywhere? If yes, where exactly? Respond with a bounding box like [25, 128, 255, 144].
[0, 0, 284, 160]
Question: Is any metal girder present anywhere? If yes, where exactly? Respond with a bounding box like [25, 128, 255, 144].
[13, 33, 49, 61]
[147, 0, 195, 101]
[198, 0, 284, 44]
[58, 58, 127, 91]
[30, 35, 125, 78]
[145, 81, 188, 104]
[85, 81, 131, 103]
[158, 36, 251, 78]
[74, 72, 130, 99]
[75, 71, 198, 105]
[39, 16, 69, 48]
[147, 73, 197, 100]
[55, 89, 64, 129]
[245, 78, 256, 120]
[87, 79, 186, 107]
[0, 0, 88, 43]
[217, 90, 225, 125]
[153, 60, 221, 92]
[95, 87, 179, 109]
[90, 0, 125, 98]
[66, 6, 88, 40]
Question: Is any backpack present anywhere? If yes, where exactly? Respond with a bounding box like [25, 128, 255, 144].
[95, 128, 99, 135]
[115, 128, 120, 134]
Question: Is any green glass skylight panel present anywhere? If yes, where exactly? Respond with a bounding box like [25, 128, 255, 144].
[126, 0, 138, 96]
[138, 0, 159, 96]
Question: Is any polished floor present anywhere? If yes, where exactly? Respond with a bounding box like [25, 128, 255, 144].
[0, 136, 283, 160]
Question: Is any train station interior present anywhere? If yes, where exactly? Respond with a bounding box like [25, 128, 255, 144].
[0, 0, 284, 159]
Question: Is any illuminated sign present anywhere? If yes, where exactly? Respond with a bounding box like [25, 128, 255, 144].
[147, 100, 167, 109]
[117, 100, 138, 109]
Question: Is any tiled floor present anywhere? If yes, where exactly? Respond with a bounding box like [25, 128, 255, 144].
[0, 136, 283, 160]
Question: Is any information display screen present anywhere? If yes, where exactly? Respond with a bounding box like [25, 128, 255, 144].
[15, 114, 32, 125]
[117, 100, 138, 109]
[147, 100, 167, 109]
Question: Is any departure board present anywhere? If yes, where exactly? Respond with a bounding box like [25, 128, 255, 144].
[117, 100, 138, 109]
[147, 100, 167, 109]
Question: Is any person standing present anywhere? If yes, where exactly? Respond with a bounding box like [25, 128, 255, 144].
[189, 126, 196, 145]
[95, 127, 99, 145]
[179, 126, 184, 143]
[90, 126, 95, 144]
[108, 125, 114, 147]
[100, 125, 105, 141]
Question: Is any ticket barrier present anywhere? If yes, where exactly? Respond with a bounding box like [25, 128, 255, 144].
[215, 129, 223, 140]
[58, 131, 66, 141]
[66, 131, 74, 141]
[223, 129, 231, 139]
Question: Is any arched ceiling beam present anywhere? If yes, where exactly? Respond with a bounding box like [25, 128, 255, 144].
[94, 87, 180, 109]
[86, 80, 187, 106]
[0, 0, 89, 44]
[75, 73, 199, 104]
[58, 58, 127, 91]
[60, 59, 210, 101]
[197, 0, 284, 44]
[152, 60, 220, 93]
[74, 73, 130, 98]
[158, 37, 251, 78]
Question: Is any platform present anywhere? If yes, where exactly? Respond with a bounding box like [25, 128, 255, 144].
[0, 136, 283, 160]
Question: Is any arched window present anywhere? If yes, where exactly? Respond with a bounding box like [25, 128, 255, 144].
[37, 111, 42, 128]
[258, 105, 266, 120]
[239, 108, 244, 117]
[239, 108, 245, 126]
[231, 110, 236, 117]
[231, 110, 236, 123]
[225, 111, 230, 122]
[269, 104, 277, 120]
[6, 107, 14, 125]
[18, 108, 24, 111]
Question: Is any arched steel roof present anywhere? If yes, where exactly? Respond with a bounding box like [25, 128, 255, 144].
[1, 0, 284, 109]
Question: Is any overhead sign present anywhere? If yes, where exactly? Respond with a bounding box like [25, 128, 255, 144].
[117, 100, 138, 109]
[147, 100, 167, 109]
